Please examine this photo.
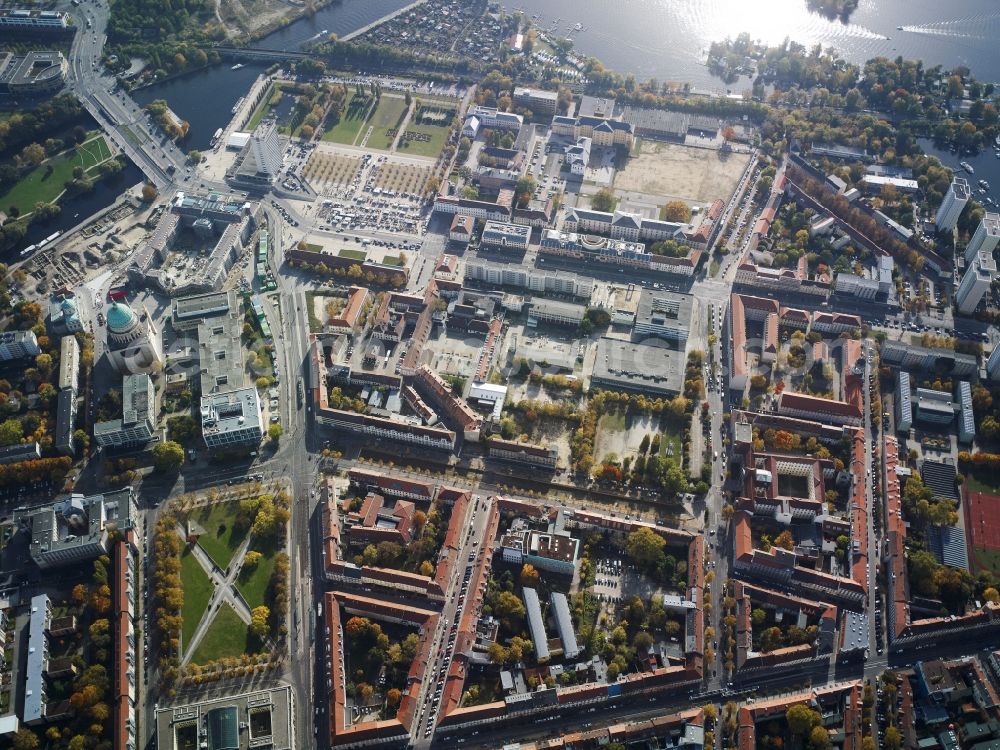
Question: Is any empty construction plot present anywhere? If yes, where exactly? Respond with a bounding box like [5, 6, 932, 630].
[371, 162, 431, 195]
[613, 140, 750, 204]
[304, 152, 363, 191]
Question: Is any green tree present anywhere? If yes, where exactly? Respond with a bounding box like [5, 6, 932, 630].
[884, 726, 901, 750]
[152, 440, 184, 472]
[591, 187, 617, 212]
[786, 704, 822, 737]
[626, 527, 666, 567]
[244, 550, 263, 568]
[808, 725, 831, 750]
[13, 729, 40, 750]
[268, 423, 283, 442]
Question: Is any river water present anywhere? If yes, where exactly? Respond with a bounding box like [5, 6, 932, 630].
[132, 0, 416, 151]
[512, 0, 1000, 90]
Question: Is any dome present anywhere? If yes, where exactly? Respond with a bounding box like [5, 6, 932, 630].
[106, 301, 137, 333]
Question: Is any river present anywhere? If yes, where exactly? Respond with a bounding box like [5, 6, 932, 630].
[509, 0, 1000, 91]
[132, 0, 416, 151]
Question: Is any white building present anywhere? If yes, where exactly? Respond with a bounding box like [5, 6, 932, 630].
[513, 86, 558, 115]
[0, 330, 39, 361]
[200, 387, 263, 449]
[834, 273, 880, 300]
[964, 212, 1000, 265]
[462, 106, 523, 138]
[936, 177, 971, 232]
[94, 373, 156, 448]
[480, 220, 530, 252]
[27, 489, 136, 570]
[564, 137, 591, 175]
[956, 250, 996, 315]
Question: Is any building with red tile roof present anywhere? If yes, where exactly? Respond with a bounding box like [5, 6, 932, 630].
[325, 286, 370, 331]
[737, 682, 863, 750]
[412, 364, 483, 440]
[776, 391, 863, 426]
[113, 534, 137, 750]
[344, 492, 416, 547]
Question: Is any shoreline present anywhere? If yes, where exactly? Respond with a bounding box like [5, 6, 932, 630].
[340, 0, 426, 42]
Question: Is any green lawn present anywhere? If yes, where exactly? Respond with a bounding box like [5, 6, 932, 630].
[189, 604, 252, 664]
[321, 91, 373, 145]
[659, 423, 683, 460]
[966, 471, 1000, 495]
[237, 548, 277, 609]
[0, 135, 113, 215]
[396, 122, 449, 158]
[180, 548, 213, 649]
[381, 254, 405, 267]
[190, 501, 248, 571]
[303, 242, 323, 253]
[338, 247, 367, 261]
[972, 546, 1000, 578]
[366, 96, 408, 150]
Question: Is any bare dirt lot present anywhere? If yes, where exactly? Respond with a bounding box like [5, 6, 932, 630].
[613, 141, 750, 205]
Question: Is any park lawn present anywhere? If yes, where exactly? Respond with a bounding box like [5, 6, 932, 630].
[189, 603, 253, 664]
[180, 548, 213, 649]
[236, 548, 277, 609]
[396, 121, 449, 158]
[321, 91, 373, 145]
[658, 422, 683, 461]
[191, 501, 247, 571]
[0, 134, 113, 215]
[338, 247, 367, 261]
[366, 96, 408, 150]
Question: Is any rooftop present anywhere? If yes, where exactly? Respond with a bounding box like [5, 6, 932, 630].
[591, 337, 685, 395]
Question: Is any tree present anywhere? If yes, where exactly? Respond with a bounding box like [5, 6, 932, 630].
[386, 688, 402, 707]
[268, 423, 283, 442]
[493, 590, 526, 621]
[152, 440, 184, 472]
[189, 150, 203, 164]
[591, 188, 617, 212]
[141, 183, 158, 202]
[244, 550, 263, 568]
[12, 730, 40, 750]
[626, 527, 666, 567]
[774, 530, 795, 551]
[520, 563, 540, 587]
[419, 560, 434, 577]
[786, 704, 821, 737]
[808, 725, 831, 750]
[884, 726, 902, 750]
[661, 200, 691, 222]
[250, 605, 270, 638]
[983, 587, 1000, 603]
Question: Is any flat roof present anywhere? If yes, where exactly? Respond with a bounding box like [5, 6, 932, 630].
[635, 288, 693, 330]
[591, 337, 685, 396]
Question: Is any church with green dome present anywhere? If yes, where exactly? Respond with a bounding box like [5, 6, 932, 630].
[105, 298, 162, 374]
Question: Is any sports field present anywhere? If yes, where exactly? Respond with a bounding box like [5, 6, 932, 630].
[965, 489, 1000, 575]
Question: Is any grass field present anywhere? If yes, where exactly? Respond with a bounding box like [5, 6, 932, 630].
[237, 548, 277, 609]
[190, 501, 247, 571]
[338, 247, 367, 261]
[966, 471, 1000, 494]
[189, 604, 252, 664]
[396, 122, 449, 158]
[366, 95, 408, 151]
[973, 547, 1000, 577]
[0, 134, 113, 215]
[321, 92, 373, 145]
[180, 548, 213, 649]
